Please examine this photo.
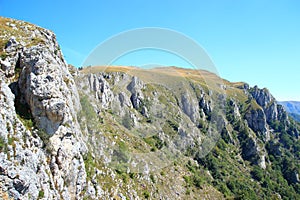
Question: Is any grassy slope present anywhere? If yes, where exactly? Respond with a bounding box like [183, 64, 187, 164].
[79, 65, 300, 199]
[0, 16, 47, 59]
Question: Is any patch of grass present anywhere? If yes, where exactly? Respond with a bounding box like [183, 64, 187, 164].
[18, 117, 34, 130]
[7, 137, 14, 146]
[184, 161, 208, 189]
[144, 135, 165, 152]
[143, 191, 150, 199]
[0, 136, 7, 152]
[83, 151, 95, 181]
[162, 119, 179, 136]
[37, 129, 51, 144]
[150, 174, 156, 183]
[78, 95, 102, 133]
[38, 190, 44, 199]
[0, 17, 47, 52]
[112, 141, 130, 165]
[158, 95, 168, 105]
[0, 51, 7, 60]
[28, 37, 45, 47]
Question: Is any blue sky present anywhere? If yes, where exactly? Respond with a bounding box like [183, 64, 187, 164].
[1, 0, 299, 101]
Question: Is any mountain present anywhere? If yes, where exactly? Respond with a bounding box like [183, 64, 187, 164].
[0, 17, 300, 199]
[279, 101, 300, 122]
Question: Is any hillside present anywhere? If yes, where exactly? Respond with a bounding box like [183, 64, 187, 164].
[279, 101, 300, 122]
[0, 17, 300, 199]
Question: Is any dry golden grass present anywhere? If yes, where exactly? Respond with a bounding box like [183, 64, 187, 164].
[0, 16, 46, 56]
[83, 65, 253, 104]
[80, 65, 242, 96]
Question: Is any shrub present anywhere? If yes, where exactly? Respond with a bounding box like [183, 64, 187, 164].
[280, 133, 293, 149]
[144, 135, 165, 151]
[0, 136, 7, 152]
[251, 166, 264, 181]
[143, 191, 150, 199]
[0, 51, 7, 60]
[38, 190, 44, 199]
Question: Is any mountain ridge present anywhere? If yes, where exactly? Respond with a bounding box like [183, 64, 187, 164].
[279, 101, 300, 122]
[0, 16, 300, 199]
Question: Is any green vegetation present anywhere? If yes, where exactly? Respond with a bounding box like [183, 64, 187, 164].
[122, 111, 133, 130]
[0, 136, 7, 152]
[0, 51, 7, 60]
[113, 141, 130, 164]
[162, 119, 179, 137]
[0, 17, 47, 65]
[38, 190, 44, 199]
[83, 151, 95, 181]
[193, 133, 300, 199]
[78, 95, 102, 133]
[143, 191, 150, 199]
[143, 135, 165, 152]
[75, 67, 300, 198]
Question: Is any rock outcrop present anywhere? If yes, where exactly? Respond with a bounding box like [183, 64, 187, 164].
[1, 17, 299, 200]
[127, 76, 145, 110]
[245, 107, 269, 141]
[250, 86, 288, 123]
[0, 17, 86, 199]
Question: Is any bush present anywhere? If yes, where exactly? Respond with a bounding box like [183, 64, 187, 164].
[143, 191, 150, 199]
[280, 133, 293, 149]
[38, 190, 44, 199]
[0, 136, 7, 152]
[144, 135, 165, 151]
[251, 166, 264, 181]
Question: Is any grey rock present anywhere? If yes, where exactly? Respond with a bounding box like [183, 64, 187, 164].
[199, 95, 211, 116]
[0, 20, 86, 199]
[86, 181, 96, 199]
[118, 92, 131, 108]
[141, 106, 149, 118]
[240, 133, 267, 169]
[5, 36, 19, 53]
[88, 73, 113, 109]
[250, 86, 289, 123]
[127, 76, 144, 109]
[181, 92, 200, 123]
[245, 108, 269, 141]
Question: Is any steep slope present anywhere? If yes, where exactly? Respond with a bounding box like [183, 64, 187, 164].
[0, 17, 87, 199]
[0, 17, 300, 200]
[76, 66, 300, 199]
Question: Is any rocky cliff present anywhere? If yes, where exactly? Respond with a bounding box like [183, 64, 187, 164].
[0, 17, 86, 200]
[0, 17, 300, 199]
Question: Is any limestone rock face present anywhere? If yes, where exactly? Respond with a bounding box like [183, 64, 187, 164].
[250, 86, 288, 123]
[1, 17, 300, 200]
[239, 132, 267, 169]
[127, 76, 145, 109]
[0, 18, 86, 199]
[245, 108, 269, 140]
[0, 76, 61, 199]
[88, 74, 113, 109]
[181, 92, 200, 123]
